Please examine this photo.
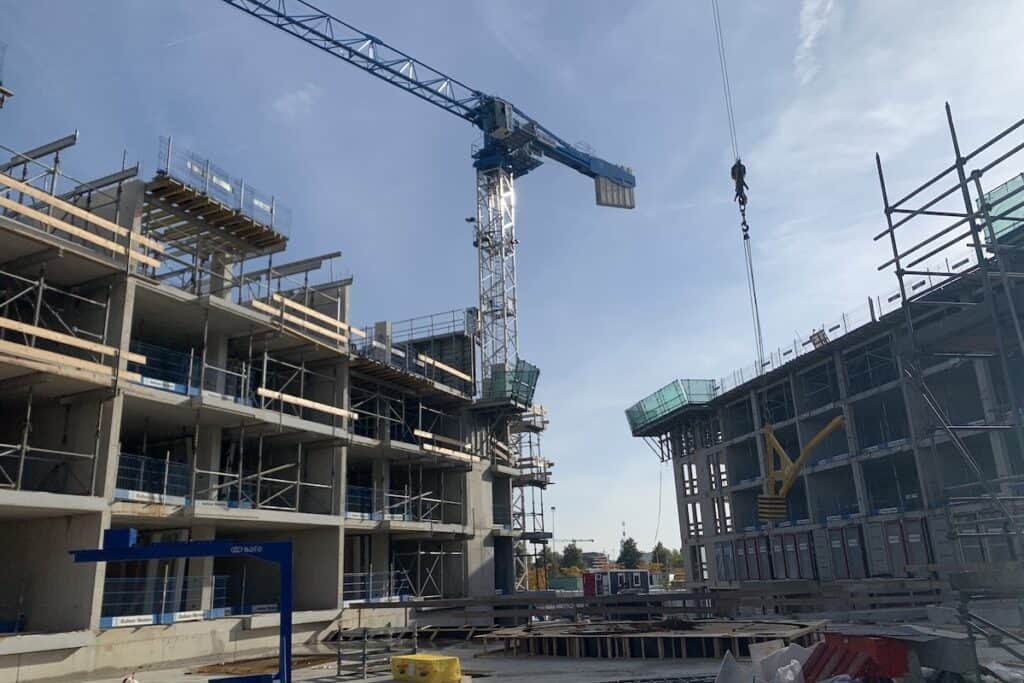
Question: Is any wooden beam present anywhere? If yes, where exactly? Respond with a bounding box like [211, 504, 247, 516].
[250, 299, 348, 344]
[0, 171, 165, 253]
[0, 315, 145, 364]
[413, 429, 471, 451]
[256, 386, 358, 420]
[416, 353, 472, 382]
[422, 442, 473, 461]
[0, 195, 161, 268]
[0, 337, 131, 381]
[270, 293, 366, 338]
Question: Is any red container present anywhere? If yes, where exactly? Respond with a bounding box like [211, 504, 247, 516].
[822, 633, 909, 677]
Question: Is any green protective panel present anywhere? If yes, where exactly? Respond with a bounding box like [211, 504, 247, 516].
[482, 359, 541, 406]
[982, 173, 1024, 241]
[625, 378, 717, 435]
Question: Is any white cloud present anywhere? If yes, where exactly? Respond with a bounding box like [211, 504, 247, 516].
[794, 0, 836, 85]
[270, 82, 323, 119]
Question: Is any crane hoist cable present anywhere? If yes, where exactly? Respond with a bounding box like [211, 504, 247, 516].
[712, 0, 765, 373]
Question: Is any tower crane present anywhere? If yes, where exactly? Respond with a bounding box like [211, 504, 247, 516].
[222, 0, 636, 392]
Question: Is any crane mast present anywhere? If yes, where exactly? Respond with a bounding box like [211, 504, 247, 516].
[476, 168, 519, 380]
[222, 0, 635, 391]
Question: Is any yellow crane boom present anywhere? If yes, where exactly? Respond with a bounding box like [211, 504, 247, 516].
[758, 415, 845, 522]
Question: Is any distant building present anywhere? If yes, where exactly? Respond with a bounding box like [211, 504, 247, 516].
[583, 569, 651, 596]
[582, 552, 610, 570]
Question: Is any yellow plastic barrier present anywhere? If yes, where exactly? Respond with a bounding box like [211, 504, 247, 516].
[390, 653, 462, 683]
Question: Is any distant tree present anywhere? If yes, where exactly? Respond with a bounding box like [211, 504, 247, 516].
[651, 542, 670, 568]
[668, 548, 684, 569]
[561, 543, 585, 571]
[617, 537, 641, 569]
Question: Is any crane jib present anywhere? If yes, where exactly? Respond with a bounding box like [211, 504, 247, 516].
[223, 0, 635, 197]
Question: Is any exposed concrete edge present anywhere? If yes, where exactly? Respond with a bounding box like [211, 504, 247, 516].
[0, 489, 107, 515]
[244, 609, 340, 630]
[0, 630, 94, 656]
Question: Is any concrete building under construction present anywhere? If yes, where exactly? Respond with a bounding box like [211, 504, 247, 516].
[0, 128, 553, 680]
[628, 107, 1024, 596]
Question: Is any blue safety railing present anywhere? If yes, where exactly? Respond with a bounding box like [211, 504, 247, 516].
[100, 575, 228, 627]
[129, 340, 199, 395]
[342, 571, 413, 603]
[345, 484, 378, 518]
[114, 453, 190, 500]
[157, 137, 291, 238]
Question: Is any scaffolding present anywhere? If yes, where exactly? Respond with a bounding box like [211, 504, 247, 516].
[343, 463, 464, 525]
[509, 405, 553, 590]
[349, 377, 474, 463]
[350, 309, 476, 398]
[114, 407, 341, 515]
[0, 135, 159, 272]
[0, 264, 133, 495]
[875, 103, 1024, 556]
[392, 542, 464, 599]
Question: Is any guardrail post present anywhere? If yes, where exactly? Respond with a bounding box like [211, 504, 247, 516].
[163, 450, 171, 498]
[361, 628, 369, 679]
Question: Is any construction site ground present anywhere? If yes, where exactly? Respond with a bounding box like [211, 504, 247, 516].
[74, 640, 720, 683]
[66, 631, 1023, 683]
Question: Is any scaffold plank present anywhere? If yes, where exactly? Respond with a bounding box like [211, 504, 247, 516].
[422, 442, 473, 461]
[0, 338, 140, 383]
[256, 386, 358, 420]
[416, 353, 472, 382]
[0, 315, 145, 364]
[250, 299, 348, 344]
[0, 196, 161, 268]
[271, 293, 366, 337]
[0, 172, 166, 253]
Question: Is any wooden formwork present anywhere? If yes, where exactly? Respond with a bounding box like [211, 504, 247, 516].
[716, 578, 949, 616]
[477, 619, 826, 660]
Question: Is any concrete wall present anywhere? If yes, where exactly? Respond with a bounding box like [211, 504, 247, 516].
[670, 323, 1023, 590]
[0, 512, 106, 633]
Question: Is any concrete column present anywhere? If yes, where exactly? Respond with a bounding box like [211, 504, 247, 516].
[293, 527, 344, 610]
[195, 426, 223, 501]
[94, 276, 135, 499]
[464, 459, 495, 598]
[95, 394, 125, 500]
[895, 354, 934, 509]
[192, 525, 217, 613]
[851, 461, 870, 514]
[204, 330, 229, 395]
[749, 391, 767, 480]
[974, 359, 1013, 481]
[834, 350, 861, 457]
[669, 428, 690, 545]
[373, 321, 392, 365]
[210, 252, 233, 300]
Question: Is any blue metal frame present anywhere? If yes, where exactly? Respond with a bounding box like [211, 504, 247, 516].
[71, 532, 293, 683]
[220, 0, 635, 188]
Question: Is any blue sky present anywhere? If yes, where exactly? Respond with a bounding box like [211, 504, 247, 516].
[2, 1, 1023, 557]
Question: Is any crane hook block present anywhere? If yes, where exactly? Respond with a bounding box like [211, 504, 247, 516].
[731, 159, 748, 209]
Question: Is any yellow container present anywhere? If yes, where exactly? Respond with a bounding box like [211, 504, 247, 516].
[390, 653, 462, 683]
